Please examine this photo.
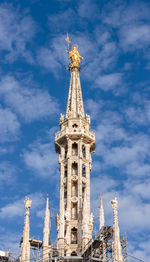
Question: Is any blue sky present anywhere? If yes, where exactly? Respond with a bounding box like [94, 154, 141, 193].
[0, 0, 150, 261]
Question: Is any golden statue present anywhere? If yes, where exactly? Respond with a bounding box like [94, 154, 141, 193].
[65, 34, 84, 69]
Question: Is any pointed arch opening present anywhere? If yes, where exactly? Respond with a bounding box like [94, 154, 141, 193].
[82, 164, 86, 177]
[72, 162, 78, 176]
[82, 182, 85, 198]
[72, 143, 78, 156]
[71, 227, 78, 244]
[82, 145, 86, 158]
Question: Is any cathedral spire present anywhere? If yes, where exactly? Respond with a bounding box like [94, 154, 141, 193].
[20, 197, 32, 262]
[55, 37, 95, 256]
[111, 197, 123, 262]
[42, 194, 51, 261]
[66, 42, 85, 119]
[99, 193, 105, 231]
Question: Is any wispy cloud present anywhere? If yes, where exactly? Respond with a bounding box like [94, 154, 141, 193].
[0, 3, 36, 63]
[23, 139, 58, 178]
[0, 192, 44, 219]
[95, 73, 123, 91]
[0, 106, 20, 143]
[0, 75, 59, 122]
[0, 161, 17, 187]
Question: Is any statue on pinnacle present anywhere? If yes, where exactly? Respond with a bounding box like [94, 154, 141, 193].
[65, 34, 84, 69]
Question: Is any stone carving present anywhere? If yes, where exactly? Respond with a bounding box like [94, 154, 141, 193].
[60, 113, 64, 124]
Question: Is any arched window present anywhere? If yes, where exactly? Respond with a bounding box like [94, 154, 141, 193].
[71, 227, 77, 244]
[82, 145, 86, 158]
[72, 143, 78, 156]
[72, 162, 78, 176]
[82, 164, 86, 177]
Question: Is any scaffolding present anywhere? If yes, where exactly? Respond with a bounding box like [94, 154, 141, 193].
[18, 227, 144, 262]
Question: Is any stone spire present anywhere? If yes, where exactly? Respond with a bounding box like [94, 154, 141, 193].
[99, 193, 105, 231]
[20, 197, 32, 262]
[55, 39, 95, 256]
[66, 67, 85, 119]
[65, 43, 85, 119]
[42, 194, 51, 261]
[111, 197, 123, 262]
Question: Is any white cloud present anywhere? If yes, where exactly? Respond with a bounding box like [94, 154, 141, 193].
[125, 101, 150, 126]
[0, 106, 20, 143]
[101, 1, 150, 53]
[78, 0, 98, 19]
[0, 192, 44, 219]
[0, 230, 21, 255]
[119, 24, 150, 50]
[0, 3, 36, 63]
[101, 1, 150, 28]
[95, 73, 123, 91]
[23, 140, 58, 178]
[0, 161, 17, 186]
[48, 8, 76, 32]
[0, 75, 59, 122]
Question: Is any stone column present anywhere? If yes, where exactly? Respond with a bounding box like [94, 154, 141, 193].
[111, 198, 123, 262]
[20, 197, 32, 262]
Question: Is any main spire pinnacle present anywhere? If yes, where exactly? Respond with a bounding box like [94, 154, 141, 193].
[65, 35, 85, 119]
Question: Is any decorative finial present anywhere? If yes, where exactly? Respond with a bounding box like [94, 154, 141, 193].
[24, 197, 32, 210]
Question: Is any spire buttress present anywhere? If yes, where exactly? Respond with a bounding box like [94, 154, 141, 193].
[111, 197, 124, 262]
[42, 194, 51, 261]
[20, 197, 32, 262]
[99, 193, 105, 231]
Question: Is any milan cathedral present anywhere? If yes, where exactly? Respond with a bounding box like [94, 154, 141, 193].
[19, 40, 125, 262]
